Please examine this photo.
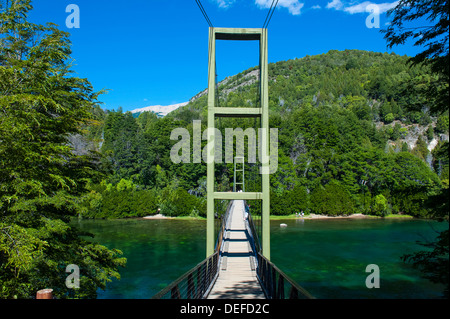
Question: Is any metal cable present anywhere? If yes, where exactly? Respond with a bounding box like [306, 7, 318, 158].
[195, 0, 214, 27]
[262, 0, 279, 29]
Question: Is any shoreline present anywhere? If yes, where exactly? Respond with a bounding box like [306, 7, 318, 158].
[269, 213, 414, 220]
[299, 213, 368, 219]
[142, 213, 173, 220]
[140, 213, 414, 220]
[141, 214, 206, 220]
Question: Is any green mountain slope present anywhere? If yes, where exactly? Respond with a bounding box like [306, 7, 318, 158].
[84, 49, 448, 218]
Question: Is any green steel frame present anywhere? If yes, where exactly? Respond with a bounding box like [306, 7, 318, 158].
[233, 156, 245, 192]
[206, 27, 271, 260]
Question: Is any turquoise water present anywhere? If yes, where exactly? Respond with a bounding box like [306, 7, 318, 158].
[270, 218, 447, 299]
[73, 217, 447, 299]
[73, 218, 206, 299]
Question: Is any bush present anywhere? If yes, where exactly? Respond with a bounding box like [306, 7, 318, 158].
[435, 115, 449, 134]
[310, 182, 354, 216]
[384, 113, 395, 124]
[372, 194, 388, 216]
[159, 187, 205, 217]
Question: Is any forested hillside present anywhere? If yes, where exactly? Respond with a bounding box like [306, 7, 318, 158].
[81, 50, 449, 219]
[2, 0, 448, 300]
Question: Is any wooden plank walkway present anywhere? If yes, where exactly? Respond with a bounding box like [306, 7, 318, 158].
[207, 200, 265, 299]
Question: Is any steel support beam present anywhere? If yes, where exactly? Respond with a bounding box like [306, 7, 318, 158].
[260, 28, 270, 260]
[206, 27, 271, 260]
[206, 27, 216, 258]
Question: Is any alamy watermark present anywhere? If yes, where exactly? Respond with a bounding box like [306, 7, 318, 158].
[66, 4, 80, 29]
[170, 120, 279, 174]
[65, 264, 80, 289]
[365, 4, 381, 29]
[365, 264, 380, 288]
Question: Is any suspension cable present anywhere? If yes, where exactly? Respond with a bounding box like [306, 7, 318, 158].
[262, 0, 279, 29]
[195, 0, 214, 28]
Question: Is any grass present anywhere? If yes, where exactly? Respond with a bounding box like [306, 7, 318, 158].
[171, 213, 414, 220]
[251, 214, 307, 220]
[173, 215, 206, 220]
[384, 214, 414, 219]
[251, 213, 415, 220]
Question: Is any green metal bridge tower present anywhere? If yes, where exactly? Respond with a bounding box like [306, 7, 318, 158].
[206, 27, 271, 260]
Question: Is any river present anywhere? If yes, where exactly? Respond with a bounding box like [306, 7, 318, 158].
[73, 217, 447, 299]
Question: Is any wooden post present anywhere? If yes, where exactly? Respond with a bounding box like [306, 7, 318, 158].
[36, 289, 53, 299]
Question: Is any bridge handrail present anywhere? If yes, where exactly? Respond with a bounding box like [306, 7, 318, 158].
[215, 200, 233, 252]
[152, 200, 234, 299]
[244, 201, 314, 299]
[151, 251, 219, 299]
[244, 200, 261, 253]
[256, 252, 315, 299]
[153, 200, 314, 299]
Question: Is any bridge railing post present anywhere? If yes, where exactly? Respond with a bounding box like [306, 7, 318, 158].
[187, 273, 194, 299]
[171, 286, 181, 299]
[255, 252, 314, 300]
[277, 275, 284, 299]
[197, 264, 204, 298]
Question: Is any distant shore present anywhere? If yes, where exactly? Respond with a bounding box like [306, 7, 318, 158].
[142, 213, 172, 219]
[268, 213, 414, 220]
[299, 213, 367, 219]
[141, 213, 414, 220]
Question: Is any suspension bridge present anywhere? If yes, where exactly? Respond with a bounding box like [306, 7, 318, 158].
[153, 1, 313, 300]
[152, 199, 314, 299]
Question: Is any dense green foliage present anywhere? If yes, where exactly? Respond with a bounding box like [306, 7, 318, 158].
[88, 49, 447, 220]
[384, 0, 449, 115]
[0, 1, 125, 299]
[1, 0, 447, 299]
[383, 0, 449, 298]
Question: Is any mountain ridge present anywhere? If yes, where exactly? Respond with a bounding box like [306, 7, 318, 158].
[130, 102, 188, 117]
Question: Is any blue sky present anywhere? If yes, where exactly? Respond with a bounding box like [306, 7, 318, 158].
[27, 0, 423, 112]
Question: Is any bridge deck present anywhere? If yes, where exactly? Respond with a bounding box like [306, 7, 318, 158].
[207, 200, 265, 299]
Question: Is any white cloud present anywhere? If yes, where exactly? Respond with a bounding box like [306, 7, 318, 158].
[345, 1, 398, 14]
[344, 1, 374, 14]
[376, 1, 399, 13]
[326, 1, 398, 14]
[255, 0, 305, 16]
[311, 5, 322, 9]
[326, 0, 343, 10]
[214, 0, 236, 9]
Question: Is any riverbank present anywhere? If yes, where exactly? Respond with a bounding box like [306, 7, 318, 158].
[141, 213, 414, 220]
[141, 214, 206, 220]
[255, 213, 414, 220]
[142, 213, 172, 219]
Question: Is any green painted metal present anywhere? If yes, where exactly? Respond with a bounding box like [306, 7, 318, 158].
[233, 156, 245, 192]
[206, 27, 216, 258]
[213, 192, 263, 200]
[213, 107, 262, 117]
[260, 28, 270, 261]
[206, 27, 271, 260]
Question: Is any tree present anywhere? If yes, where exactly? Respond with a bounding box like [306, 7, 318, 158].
[435, 114, 449, 133]
[384, 112, 395, 124]
[0, 1, 125, 298]
[402, 179, 449, 298]
[383, 0, 449, 114]
[373, 194, 389, 216]
[310, 182, 354, 216]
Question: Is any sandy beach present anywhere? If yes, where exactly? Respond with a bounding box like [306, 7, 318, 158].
[303, 213, 367, 219]
[142, 214, 173, 219]
[141, 213, 411, 220]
